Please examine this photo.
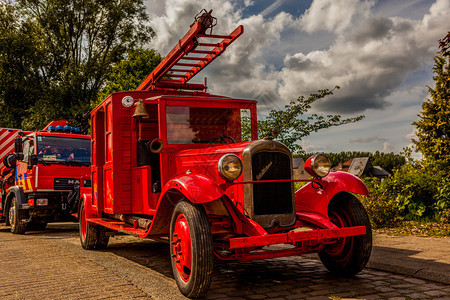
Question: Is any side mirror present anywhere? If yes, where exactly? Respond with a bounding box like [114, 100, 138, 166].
[14, 138, 23, 153]
[3, 154, 17, 169]
[28, 154, 38, 169]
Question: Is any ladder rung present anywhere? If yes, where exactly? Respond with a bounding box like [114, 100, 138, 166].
[164, 74, 188, 78]
[168, 69, 195, 73]
[191, 50, 217, 55]
[174, 63, 199, 67]
[180, 57, 209, 61]
[198, 43, 220, 47]
[159, 79, 182, 82]
[197, 34, 231, 39]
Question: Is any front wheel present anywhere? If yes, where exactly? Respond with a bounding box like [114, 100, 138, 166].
[170, 201, 213, 298]
[9, 197, 27, 234]
[319, 193, 372, 276]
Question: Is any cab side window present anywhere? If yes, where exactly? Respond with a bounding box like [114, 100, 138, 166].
[22, 139, 34, 163]
[22, 140, 30, 162]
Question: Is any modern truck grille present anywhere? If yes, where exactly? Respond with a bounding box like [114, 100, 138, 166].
[251, 151, 293, 215]
[54, 178, 80, 190]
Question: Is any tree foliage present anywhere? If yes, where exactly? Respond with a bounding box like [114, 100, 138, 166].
[95, 49, 162, 107]
[243, 87, 364, 154]
[413, 41, 450, 166]
[0, 0, 153, 130]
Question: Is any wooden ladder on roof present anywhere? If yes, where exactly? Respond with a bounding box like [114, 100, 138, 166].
[136, 10, 243, 91]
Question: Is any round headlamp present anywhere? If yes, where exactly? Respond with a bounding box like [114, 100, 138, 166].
[305, 154, 331, 178]
[218, 154, 243, 181]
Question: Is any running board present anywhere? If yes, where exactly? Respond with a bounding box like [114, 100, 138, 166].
[87, 218, 148, 236]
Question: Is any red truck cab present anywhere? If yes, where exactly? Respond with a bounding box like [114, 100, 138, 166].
[79, 11, 372, 298]
[0, 121, 90, 233]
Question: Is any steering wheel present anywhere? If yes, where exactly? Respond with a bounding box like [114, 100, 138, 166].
[209, 135, 236, 144]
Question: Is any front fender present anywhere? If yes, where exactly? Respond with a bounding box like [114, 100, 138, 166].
[160, 174, 225, 204]
[7, 186, 28, 209]
[295, 171, 368, 218]
[146, 174, 225, 237]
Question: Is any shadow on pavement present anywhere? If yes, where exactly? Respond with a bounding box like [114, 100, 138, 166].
[369, 245, 450, 285]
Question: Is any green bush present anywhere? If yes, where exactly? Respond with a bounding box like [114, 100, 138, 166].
[361, 160, 450, 227]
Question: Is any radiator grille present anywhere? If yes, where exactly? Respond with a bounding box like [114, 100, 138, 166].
[54, 178, 80, 190]
[251, 151, 293, 215]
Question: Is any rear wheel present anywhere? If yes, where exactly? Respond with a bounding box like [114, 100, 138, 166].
[319, 193, 372, 276]
[170, 201, 213, 298]
[79, 201, 98, 250]
[96, 226, 110, 249]
[9, 197, 27, 234]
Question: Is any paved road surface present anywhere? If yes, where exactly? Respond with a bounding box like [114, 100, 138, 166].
[0, 223, 449, 299]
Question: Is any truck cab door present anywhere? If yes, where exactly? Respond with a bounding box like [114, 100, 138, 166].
[16, 138, 34, 192]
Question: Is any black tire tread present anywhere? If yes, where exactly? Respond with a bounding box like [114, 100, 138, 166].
[10, 197, 27, 234]
[80, 202, 98, 250]
[96, 226, 110, 249]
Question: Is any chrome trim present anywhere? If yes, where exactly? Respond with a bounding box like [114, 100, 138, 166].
[242, 140, 296, 228]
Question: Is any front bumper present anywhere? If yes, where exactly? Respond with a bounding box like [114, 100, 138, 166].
[229, 226, 366, 249]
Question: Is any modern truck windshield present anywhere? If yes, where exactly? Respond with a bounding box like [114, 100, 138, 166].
[37, 136, 91, 165]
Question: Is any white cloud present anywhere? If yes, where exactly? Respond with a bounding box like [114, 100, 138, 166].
[299, 0, 375, 34]
[244, 0, 254, 7]
[350, 136, 388, 143]
[278, 1, 449, 114]
[382, 141, 395, 153]
[261, 0, 287, 17]
[142, 0, 448, 154]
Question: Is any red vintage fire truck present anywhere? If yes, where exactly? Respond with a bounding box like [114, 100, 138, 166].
[79, 11, 372, 298]
[0, 120, 91, 234]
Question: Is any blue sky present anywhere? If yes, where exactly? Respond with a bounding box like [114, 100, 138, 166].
[144, 0, 449, 155]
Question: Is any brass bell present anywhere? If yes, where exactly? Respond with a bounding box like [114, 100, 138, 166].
[132, 99, 149, 118]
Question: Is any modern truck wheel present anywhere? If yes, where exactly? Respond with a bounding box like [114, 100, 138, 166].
[9, 196, 27, 234]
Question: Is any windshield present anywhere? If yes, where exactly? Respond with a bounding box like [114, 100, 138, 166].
[166, 106, 242, 143]
[37, 136, 91, 165]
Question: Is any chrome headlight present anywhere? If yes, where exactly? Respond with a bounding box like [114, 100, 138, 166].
[218, 154, 243, 181]
[305, 154, 331, 178]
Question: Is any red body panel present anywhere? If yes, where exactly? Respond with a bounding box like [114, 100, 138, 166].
[295, 171, 369, 219]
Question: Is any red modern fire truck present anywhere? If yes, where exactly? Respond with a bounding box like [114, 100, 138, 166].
[0, 120, 91, 234]
[79, 11, 372, 298]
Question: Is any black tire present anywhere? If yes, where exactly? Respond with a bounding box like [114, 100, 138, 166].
[79, 201, 98, 250]
[170, 201, 213, 298]
[96, 226, 110, 249]
[9, 196, 27, 234]
[319, 192, 372, 276]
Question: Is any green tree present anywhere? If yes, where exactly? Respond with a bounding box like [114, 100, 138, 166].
[0, 0, 153, 130]
[95, 49, 162, 107]
[413, 39, 450, 166]
[243, 87, 364, 154]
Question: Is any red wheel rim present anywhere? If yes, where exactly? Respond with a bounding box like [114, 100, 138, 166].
[81, 206, 87, 240]
[325, 209, 353, 260]
[172, 214, 192, 282]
